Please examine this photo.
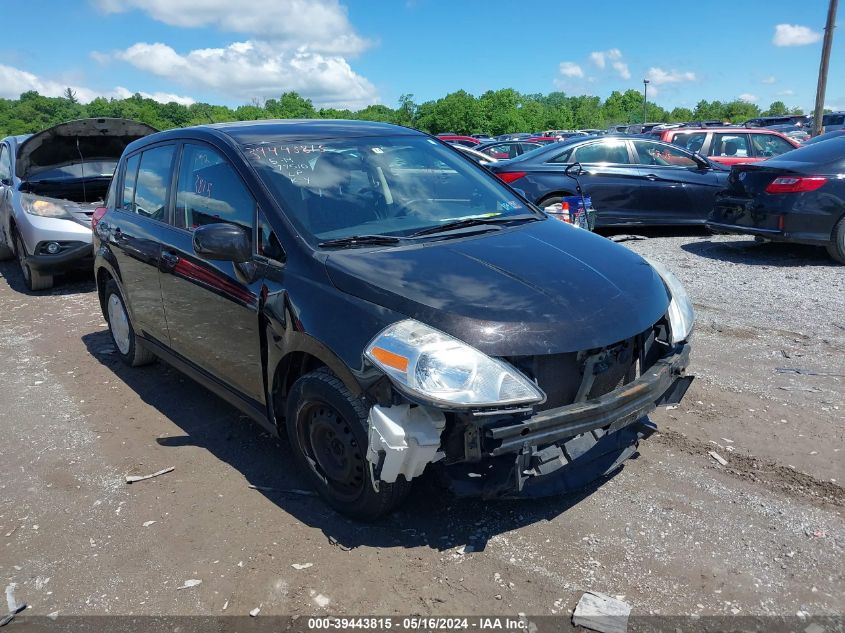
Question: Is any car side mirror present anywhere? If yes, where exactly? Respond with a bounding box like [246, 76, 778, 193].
[193, 223, 252, 263]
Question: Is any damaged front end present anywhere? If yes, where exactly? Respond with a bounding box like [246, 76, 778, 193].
[361, 260, 695, 499]
[364, 318, 692, 498]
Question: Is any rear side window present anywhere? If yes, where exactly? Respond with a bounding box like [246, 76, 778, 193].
[571, 141, 630, 164]
[481, 143, 518, 159]
[710, 133, 750, 158]
[671, 132, 706, 154]
[634, 141, 698, 167]
[121, 154, 140, 210]
[750, 134, 795, 158]
[175, 144, 255, 247]
[132, 146, 175, 220]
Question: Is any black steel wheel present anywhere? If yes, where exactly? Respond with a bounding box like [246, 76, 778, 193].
[285, 368, 410, 519]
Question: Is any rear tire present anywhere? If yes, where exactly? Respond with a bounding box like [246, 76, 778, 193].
[538, 193, 574, 210]
[286, 368, 410, 520]
[104, 279, 156, 367]
[827, 216, 845, 264]
[15, 233, 53, 291]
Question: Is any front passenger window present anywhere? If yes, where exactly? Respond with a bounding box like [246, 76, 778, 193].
[175, 144, 256, 249]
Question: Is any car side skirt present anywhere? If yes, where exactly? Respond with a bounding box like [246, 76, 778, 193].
[140, 335, 276, 435]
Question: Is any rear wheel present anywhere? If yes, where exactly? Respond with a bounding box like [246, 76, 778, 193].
[285, 368, 410, 519]
[104, 279, 156, 367]
[15, 233, 53, 291]
[538, 193, 574, 211]
[827, 216, 845, 264]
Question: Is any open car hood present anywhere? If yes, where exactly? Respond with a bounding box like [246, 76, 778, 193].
[16, 118, 159, 181]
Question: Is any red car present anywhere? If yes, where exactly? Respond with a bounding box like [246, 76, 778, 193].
[436, 135, 481, 147]
[650, 127, 799, 166]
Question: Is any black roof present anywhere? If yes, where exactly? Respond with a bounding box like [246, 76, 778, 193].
[122, 119, 424, 157]
[206, 119, 419, 143]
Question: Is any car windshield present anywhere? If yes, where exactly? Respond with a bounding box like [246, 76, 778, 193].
[241, 135, 537, 243]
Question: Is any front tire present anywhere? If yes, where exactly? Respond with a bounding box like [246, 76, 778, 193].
[104, 279, 156, 367]
[15, 233, 53, 291]
[285, 368, 410, 519]
[827, 216, 845, 264]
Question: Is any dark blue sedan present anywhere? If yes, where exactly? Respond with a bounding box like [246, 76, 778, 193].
[487, 136, 730, 227]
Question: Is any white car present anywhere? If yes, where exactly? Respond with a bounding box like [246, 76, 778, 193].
[0, 118, 157, 290]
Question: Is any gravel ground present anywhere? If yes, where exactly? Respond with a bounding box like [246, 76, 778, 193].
[0, 232, 843, 629]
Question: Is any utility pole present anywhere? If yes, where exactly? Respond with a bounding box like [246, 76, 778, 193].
[642, 79, 649, 126]
[813, 0, 838, 136]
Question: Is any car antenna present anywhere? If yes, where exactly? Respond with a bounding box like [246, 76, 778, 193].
[76, 136, 87, 203]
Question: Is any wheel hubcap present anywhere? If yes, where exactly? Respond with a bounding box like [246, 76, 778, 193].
[299, 404, 365, 501]
[107, 294, 131, 355]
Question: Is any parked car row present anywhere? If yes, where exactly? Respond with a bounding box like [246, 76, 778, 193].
[481, 132, 845, 263]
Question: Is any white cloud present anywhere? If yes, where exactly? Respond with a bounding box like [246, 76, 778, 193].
[645, 67, 697, 85]
[738, 93, 758, 102]
[115, 40, 377, 109]
[558, 62, 584, 78]
[92, 0, 372, 56]
[773, 24, 822, 47]
[777, 89, 795, 96]
[761, 75, 776, 84]
[589, 49, 630, 80]
[0, 63, 194, 105]
[589, 48, 622, 70]
[612, 61, 630, 80]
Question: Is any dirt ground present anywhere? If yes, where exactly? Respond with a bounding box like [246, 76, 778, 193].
[0, 233, 843, 627]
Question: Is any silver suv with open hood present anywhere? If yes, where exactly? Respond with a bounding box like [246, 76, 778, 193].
[0, 118, 157, 290]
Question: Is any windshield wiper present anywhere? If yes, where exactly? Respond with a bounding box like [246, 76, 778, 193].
[410, 214, 539, 237]
[318, 234, 405, 249]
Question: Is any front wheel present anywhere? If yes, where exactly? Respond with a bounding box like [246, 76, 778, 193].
[827, 217, 845, 264]
[15, 233, 53, 291]
[285, 368, 410, 519]
[104, 279, 156, 367]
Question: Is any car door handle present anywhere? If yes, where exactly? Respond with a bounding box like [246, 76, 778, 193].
[645, 173, 659, 181]
[160, 250, 180, 270]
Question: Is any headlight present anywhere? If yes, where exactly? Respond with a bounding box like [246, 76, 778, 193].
[646, 258, 694, 344]
[365, 319, 545, 408]
[20, 194, 74, 219]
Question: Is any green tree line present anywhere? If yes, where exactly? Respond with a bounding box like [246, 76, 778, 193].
[0, 88, 805, 138]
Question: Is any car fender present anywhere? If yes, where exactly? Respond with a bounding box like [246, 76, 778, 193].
[93, 249, 138, 326]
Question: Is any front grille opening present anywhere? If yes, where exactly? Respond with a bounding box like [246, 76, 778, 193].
[505, 318, 670, 411]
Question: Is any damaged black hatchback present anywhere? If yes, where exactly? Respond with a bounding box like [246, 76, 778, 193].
[93, 120, 694, 519]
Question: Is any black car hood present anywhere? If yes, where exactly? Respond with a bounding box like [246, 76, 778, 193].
[325, 220, 670, 356]
[16, 118, 159, 180]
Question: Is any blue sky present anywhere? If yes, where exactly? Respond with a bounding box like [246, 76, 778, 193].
[1, 0, 841, 112]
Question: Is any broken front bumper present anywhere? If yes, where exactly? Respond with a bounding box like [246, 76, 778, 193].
[447, 342, 693, 498]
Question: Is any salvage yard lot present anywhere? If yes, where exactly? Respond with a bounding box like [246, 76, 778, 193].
[1, 232, 843, 618]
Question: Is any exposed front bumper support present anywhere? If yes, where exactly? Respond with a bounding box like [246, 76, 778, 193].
[485, 343, 691, 456]
[444, 343, 692, 499]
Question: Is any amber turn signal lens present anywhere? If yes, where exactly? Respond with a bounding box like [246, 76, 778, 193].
[369, 347, 409, 372]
